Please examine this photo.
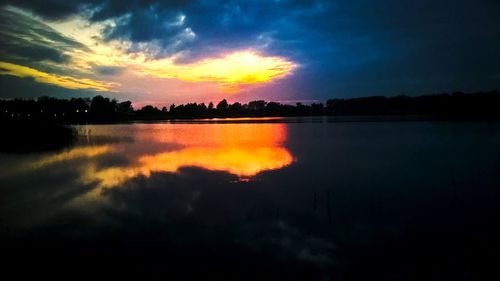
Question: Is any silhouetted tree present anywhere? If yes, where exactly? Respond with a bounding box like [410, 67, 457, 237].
[228, 102, 242, 115]
[326, 99, 335, 113]
[117, 101, 133, 115]
[311, 103, 325, 115]
[207, 102, 215, 115]
[137, 105, 163, 117]
[198, 103, 208, 115]
[248, 100, 266, 111]
[217, 99, 228, 112]
[90, 95, 116, 117]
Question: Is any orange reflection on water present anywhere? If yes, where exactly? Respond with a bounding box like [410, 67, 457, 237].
[87, 123, 293, 188]
[138, 146, 292, 178]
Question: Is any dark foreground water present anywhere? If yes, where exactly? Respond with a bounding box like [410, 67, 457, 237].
[1, 120, 499, 280]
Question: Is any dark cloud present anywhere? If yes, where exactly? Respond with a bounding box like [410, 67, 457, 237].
[0, 75, 96, 99]
[92, 65, 124, 76]
[0, 0, 93, 20]
[0, 8, 88, 66]
[3, 0, 330, 60]
[0, 43, 69, 63]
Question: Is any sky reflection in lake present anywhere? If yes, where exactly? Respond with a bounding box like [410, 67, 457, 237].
[83, 123, 293, 188]
[2, 123, 293, 204]
[1, 121, 499, 280]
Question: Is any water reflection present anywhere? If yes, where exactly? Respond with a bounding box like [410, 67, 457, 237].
[33, 145, 115, 169]
[18, 123, 293, 192]
[1, 121, 499, 280]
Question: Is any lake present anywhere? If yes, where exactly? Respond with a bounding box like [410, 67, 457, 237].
[1, 119, 499, 280]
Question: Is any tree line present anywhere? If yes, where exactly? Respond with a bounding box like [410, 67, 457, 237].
[1, 91, 499, 122]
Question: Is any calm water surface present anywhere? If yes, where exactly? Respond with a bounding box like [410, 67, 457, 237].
[1, 120, 499, 280]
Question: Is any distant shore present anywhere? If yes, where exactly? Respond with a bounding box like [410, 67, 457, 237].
[132, 115, 439, 124]
[1, 91, 499, 124]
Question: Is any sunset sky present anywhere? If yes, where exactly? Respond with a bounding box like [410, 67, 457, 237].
[1, 0, 499, 106]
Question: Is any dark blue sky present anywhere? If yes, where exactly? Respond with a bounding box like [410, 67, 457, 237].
[0, 0, 499, 104]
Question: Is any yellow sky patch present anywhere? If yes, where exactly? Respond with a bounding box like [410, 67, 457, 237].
[0, 61, 112, 91]
[139, 51, 297, 92]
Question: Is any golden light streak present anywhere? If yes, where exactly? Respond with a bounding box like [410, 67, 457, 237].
[0, 61, 112, 91]
[33, 145, 115, 168]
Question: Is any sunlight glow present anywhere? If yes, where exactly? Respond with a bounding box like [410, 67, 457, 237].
[33, 145, 115, 168]
[141, 51, 297, 92]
